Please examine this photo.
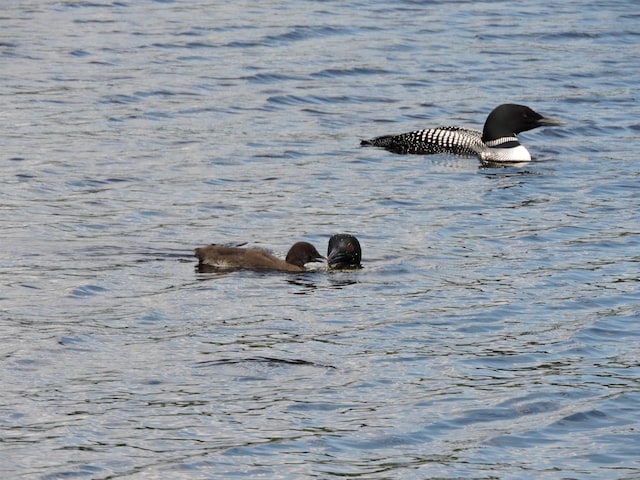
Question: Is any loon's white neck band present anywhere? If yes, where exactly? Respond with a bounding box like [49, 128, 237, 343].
[485, 136, 519, 148]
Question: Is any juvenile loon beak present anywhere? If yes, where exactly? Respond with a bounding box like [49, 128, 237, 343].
[537, 115, 565, 127]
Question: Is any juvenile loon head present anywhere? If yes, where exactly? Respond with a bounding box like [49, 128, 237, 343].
[482, 104, 564, 143]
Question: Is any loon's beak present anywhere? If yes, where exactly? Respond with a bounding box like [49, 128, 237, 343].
[311, 254, 325, 263]
[537, 115, 565, 127]
[327, 247, 361, 269]
[327, 248, 349, 266]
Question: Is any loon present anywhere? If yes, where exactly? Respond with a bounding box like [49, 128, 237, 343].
[327, 234, 362, 269]
[360, 104, 563, 162]
[195, 241, 324, 273]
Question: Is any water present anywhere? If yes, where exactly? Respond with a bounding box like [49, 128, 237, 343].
[2, 1, 639, 478]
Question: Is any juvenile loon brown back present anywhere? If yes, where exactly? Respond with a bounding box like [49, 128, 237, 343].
[361, 104, 563, 162]
[195, 241, 324, 273]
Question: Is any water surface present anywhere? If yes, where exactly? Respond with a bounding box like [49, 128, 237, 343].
[2, 1, 639, 478]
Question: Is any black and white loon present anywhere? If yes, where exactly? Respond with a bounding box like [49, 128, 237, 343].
[361, 104, 563, 162]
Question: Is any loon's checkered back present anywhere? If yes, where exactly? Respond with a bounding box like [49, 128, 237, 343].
[362, 126, 483, 156]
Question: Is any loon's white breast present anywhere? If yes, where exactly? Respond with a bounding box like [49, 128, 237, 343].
[479, 144, 531, 162]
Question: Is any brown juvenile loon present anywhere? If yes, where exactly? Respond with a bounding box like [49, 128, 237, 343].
[195, 241, 324, 273]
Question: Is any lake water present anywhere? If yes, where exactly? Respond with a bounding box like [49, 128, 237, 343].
[2, 1, 639, 478]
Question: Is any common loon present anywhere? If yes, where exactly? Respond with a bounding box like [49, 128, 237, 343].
[361, 104, 563, 162]
[327, 234, 362, 269]
[195, 241, 324, 273]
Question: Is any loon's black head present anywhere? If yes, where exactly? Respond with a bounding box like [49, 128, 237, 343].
[327, 234, 362, 269]
[482, 104, 564, 143]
